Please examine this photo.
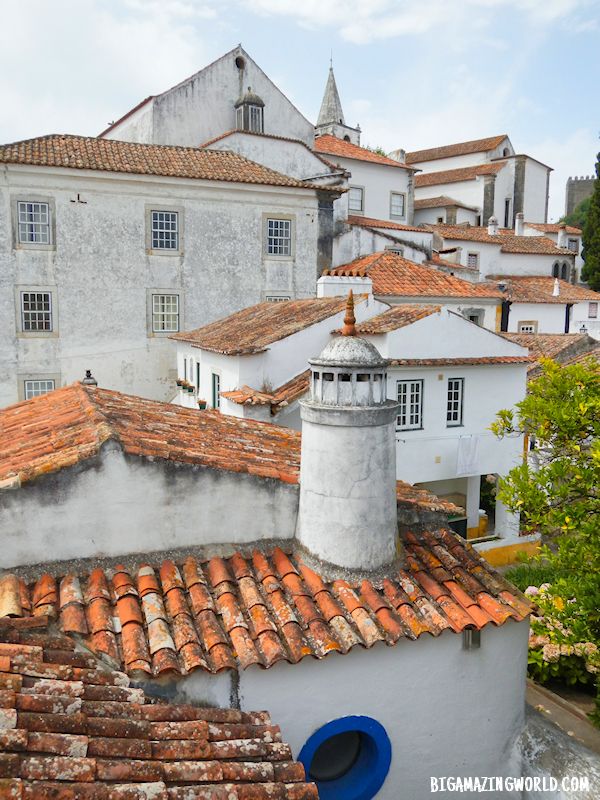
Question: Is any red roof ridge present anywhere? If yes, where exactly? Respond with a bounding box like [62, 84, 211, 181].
[347, 215, 429, 234]
[406, 134, 508, 164]
[315, 134, 414, 169]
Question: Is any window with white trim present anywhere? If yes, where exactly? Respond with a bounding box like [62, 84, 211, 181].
[151, 211, 179, 250]
[348, 187, 364, 213]
[21, 291, 52, 332]
[24, 379, 55, 399]
[266, 218, 292, 256]
[467, 252, 479, 269]
[589, 302, 598, 319]
[446, 378, 464, 427]
[567, 238, 578, 252]
[390, 192, 405, 219]
[396, 379, 423, 430]
[18, 201, 50, 244]
[152, 294, 179, 332]
[518, 321, 538, 334]
[249, 105, 263, 132]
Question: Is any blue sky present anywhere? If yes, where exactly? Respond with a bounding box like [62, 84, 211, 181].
[1, 0, 598, 219]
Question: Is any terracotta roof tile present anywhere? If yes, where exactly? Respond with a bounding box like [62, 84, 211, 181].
[406, 135, 508, 164]
[222, 370, 312, 414]
[414, 161, 506, 187]
[389, 356, 531, 366]
[0, 534, 530, 678]
[314, 135, 412, 168]
[396, 481, 464, 515]
[500, 333, 600, 374]
[0, 134, 327, 192]
[487, 276, 600, 304]
[526, 222, 582, 235]
[354, 304, 441, 333]
[0, 384, 301, 488]
[347, 215, 428, 234]
[414, 195, 479, 211]
[0, 622, 315, 798]
[324, 251, 502, 299]
[171, 297, 354, 355]
[429, 224, 575, 255]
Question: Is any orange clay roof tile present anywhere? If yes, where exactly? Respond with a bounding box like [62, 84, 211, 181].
[526, 222, 582, 235]
[0, 383, 302, 489]
[414, 161, 507, 187]
[487, 276, 600, 304]
[0, 134, 329, 192]
[171, 297, 354, 354]
[347, 214, 429, 234]
[315, 134, 413, 168]
[429, 224, 576, 255]
[406, 134, 509, 164]
[500, 333, 600, 374]
[324, 251, 502, 299]
[0, 620, 316, 798]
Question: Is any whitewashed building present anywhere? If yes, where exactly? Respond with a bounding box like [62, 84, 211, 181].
[399, 135, 552, 225]
[0, 331, 532, 798]
[0, 135, 337, 407]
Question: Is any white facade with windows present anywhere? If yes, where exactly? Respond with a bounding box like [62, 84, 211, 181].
[0, 162, 323, 408]
[331, 157, 413, 226]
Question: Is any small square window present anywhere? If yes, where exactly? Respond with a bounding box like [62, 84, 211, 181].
[518, 321, 538, 334]
[589, 302, 598, 319]
[567, 238, 578, 252]
[21, 292, 52, 332]
[390, 192, 405, 219]
[266, 218, 292, 256]
[467, 252, 479, 269]
[18, 201, 50, 244]
[24, 379, 55, 399]
[447, 378, 464, 427]
[151, 211, 179, 250]
[397, 379, 423, 430]
[152, 294, 179, 332]
[348, 187, 364, 213]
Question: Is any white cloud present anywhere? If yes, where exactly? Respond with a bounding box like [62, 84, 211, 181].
[243, 0, 590, 43]
[0, 0, 219, 140]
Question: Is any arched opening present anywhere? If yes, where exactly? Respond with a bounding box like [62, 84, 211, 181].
[235, 56, 245, 70]
[561, 263, 568, 280]
[502, 147, 510, 157]
[343, 135, 350, 142]
[552, 262, 559, 278]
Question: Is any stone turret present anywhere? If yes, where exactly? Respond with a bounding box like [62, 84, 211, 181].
[296, 292, 401, 575]
[315, 65, 361, 145]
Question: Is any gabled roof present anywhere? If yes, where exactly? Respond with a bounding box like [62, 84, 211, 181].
[0, 533, 531, 679]
[414, 195, 479, 211]
[171, 297, 354, 355]
[430, 224, 575, 255]
[500, 333, 599, 372]
[0, 134, 328, 191]
[347, 215, 430, 235]
[414, 161, 506, 188]
[487, 276, 600, 304]
[0, 618, 316, 798]
[525, 222, 582, 235]
[314, 135, 412, 169]
[222, 370, 311, 412]
[406, 135, 509, 164]
[0, 384, 301, 488]
[323, 252, 502, 299]
[354, 305, 441, 334]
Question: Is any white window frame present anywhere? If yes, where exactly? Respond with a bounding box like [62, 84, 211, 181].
[20, 291, 53, 333]
[518, 321, 538, 334]
[396, 379, 423, 431]
[446, 378, 464, 427]
[390, 192, 406, 219]
[589, 302, 598, 319]
[265, 217, 293, 258]
[24, 378, 56, 399]
[348, 186, 364, 214]
[13, 197, 55, 250]
[567, 238, 578, 253]
[466, 252, 480, 269]
[151, 210, 179, 251]
[249, 105, 263, 133]
[152, 293, 180, 333]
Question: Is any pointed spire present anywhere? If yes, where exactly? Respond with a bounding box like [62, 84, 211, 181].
[341, 290, 356, 336]
[317, 64, 346, 127]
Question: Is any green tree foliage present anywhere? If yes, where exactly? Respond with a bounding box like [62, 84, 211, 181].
[562, 196, 591, 229]
[491, 358, 600, 641]
[582, 152, 600, 290]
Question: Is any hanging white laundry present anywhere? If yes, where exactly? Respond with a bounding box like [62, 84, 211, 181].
[457, 434, 479, 476]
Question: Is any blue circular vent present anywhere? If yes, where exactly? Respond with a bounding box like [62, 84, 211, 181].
[299, 715, 392, 800]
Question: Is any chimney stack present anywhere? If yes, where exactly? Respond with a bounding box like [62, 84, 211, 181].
[514, 212, 524, 236]
[81, 370, 98, 387]
[487, 216, 499, 235]
[553, 278, 560, 297]
[557, 222, 567, 248]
